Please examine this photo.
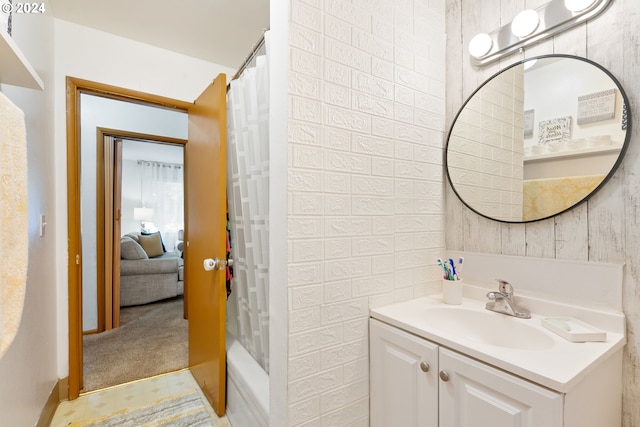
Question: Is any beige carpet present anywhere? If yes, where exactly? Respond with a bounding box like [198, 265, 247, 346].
[83, 297, 188, 392]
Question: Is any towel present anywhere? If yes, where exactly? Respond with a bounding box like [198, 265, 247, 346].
[0, 91, 28, 358]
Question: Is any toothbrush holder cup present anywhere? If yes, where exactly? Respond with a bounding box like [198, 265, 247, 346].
[442, 279, 463, 305]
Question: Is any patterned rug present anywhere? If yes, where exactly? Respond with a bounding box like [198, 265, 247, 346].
[69, 390, 214, 427]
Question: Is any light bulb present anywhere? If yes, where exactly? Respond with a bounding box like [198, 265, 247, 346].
[511, 9, 540, 38]
[468, 33, 493, 59]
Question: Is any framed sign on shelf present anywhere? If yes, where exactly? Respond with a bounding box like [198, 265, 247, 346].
[538, 116, 571, 145]
[577, 89, 616, 125]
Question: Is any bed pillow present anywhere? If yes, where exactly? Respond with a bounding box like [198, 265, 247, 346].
[138, 233, 164, 258]
[121, 236, 148, 260]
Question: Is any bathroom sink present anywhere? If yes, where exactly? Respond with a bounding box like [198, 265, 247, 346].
[422, 306, 555, 350]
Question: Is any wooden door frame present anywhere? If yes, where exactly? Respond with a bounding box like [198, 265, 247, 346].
[96, 128, 187, 332]
[66, 76, 191, 399]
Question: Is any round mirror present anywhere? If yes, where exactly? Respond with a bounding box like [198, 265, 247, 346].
[445, 54, 631, 223]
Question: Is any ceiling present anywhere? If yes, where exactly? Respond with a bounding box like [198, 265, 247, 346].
[49, 0, 270, 68]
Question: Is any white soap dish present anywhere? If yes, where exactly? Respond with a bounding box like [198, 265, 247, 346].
[541, 317, 606, 342]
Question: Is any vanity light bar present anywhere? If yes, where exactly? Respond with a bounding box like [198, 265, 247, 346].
[469, 0, 611, 66]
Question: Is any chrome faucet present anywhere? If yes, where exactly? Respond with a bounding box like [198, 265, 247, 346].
[485, 279, 531, 319]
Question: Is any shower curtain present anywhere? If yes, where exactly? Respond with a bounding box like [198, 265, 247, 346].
[226, 31, 270, 372]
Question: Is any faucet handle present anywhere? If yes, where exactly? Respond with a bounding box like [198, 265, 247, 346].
[495, 279, 513, 296]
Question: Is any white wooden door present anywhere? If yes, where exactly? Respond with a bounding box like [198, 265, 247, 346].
[439, 347, 563, 427]
[370, 319, 439, 427]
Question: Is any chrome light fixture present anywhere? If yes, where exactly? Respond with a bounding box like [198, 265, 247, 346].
[564, 0, 598, 12]
[469, 0, 611, 66]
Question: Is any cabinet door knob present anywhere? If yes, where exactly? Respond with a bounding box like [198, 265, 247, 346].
[439, 370, 450, 382]
[420, 361, 430, 372]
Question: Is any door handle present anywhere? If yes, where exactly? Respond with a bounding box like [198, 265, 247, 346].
[203, 258, 234, 271]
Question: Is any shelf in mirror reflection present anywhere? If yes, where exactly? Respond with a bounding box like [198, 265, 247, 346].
[524, 144, 623, 162]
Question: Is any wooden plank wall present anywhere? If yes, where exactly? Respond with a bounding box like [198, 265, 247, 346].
[445, 0, 640, 425]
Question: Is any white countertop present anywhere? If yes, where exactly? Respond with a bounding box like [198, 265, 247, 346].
[370, 286, 626, 393]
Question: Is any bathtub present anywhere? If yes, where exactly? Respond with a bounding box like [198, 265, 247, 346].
[225, 332, 269, 426]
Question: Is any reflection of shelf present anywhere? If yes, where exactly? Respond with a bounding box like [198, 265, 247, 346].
[0, 29, 44, 90]
[524, 145, 622, 163]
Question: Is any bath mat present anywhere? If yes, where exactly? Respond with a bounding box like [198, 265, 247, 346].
[0, 91, 28, 359]
[69, 389, 214, 427]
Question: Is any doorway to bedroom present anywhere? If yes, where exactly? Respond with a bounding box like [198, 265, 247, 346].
[68, 76, 230, 414]
[83, 133, 187, 392]
[75, 91, 190, 392]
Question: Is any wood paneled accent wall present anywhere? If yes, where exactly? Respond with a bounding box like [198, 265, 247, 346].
[444, 1, 640, 425]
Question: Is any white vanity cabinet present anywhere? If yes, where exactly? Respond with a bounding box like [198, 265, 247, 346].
[370, 319, 563, 427]
[370, 317, 439, 426]
[438, 347, 562, 427]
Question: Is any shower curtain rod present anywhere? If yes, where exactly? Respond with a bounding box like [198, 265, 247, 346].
[231, 29, 269, 82]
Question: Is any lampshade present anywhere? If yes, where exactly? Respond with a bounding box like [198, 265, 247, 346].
[134, 207, 154, 221]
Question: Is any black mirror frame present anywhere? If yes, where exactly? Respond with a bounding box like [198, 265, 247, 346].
[445, 54, 632, 223]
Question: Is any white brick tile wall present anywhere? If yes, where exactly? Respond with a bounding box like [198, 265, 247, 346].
[292, 193, 323, 215]
[290, 324, 343, 357]
[289, 398, 320, 426]
[324, 279, 352, 303]
[289, 366, 344, 403]
[323, 196, 351, 216]
[289, 120, 322, 146]
[288, 0, 446, 424]
[325, 128, 352, 152]
[447, 66, 524, 221]
[319, 378, 368, 414]
[290, 307, 322, 333]
[289, 352, 321, 381]
[342, 317, 368, 341]
[320, 397, 369, 427]
[289, 170, 322, 192]
[290, 71, 322, 99]
[319, 338, 367, 370]
[371, 157, 394, 177]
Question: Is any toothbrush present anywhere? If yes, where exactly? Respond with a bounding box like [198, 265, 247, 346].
[448, 258, 457, 279]
[457, 257, 464, 279]
[437, 258, 449, 280]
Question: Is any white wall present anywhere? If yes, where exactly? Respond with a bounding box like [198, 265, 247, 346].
[121, 158, 142, 234]
[445, 0, 640, 425]
[0, 4, 58, 426]
[268, 2, 289, 425]
[285, 0, 447, 424]
[79, 94, 187, 331]
[54, 18, 235, 377]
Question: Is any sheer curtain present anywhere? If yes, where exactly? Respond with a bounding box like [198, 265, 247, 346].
[139, 160, 184, 249]
[226, 31, 271, 372]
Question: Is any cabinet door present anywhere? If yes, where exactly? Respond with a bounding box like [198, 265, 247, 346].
[370, 319, 439, 427]
[439, 348, 563, 427]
